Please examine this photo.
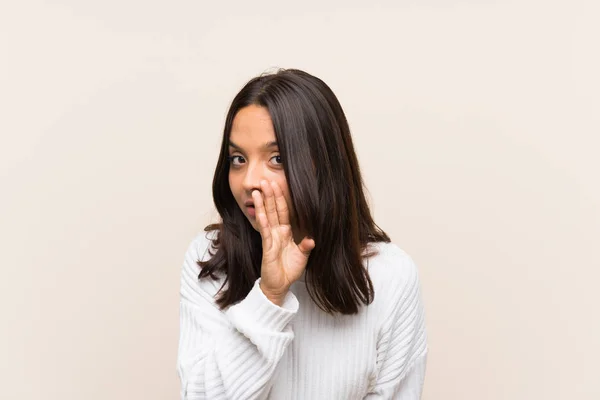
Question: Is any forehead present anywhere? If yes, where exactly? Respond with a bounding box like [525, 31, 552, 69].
[229, 105, 276, 146]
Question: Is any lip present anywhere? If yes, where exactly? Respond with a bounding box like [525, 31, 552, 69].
[244, 199, 255, 207]
[246, 205, 256, 218]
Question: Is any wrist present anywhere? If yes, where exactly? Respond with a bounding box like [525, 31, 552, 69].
[259, 281, 288, 306]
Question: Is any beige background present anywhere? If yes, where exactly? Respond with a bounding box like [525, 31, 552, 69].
[1, 0, 599, 399]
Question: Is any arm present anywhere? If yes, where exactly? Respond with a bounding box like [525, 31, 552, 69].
[177, 233, 297, 400]
[364, 253, 428, 399]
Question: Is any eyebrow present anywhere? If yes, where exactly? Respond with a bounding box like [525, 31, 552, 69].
[229, 140, 279, 150]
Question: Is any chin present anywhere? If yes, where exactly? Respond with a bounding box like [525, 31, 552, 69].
[246, 217, 259, 231]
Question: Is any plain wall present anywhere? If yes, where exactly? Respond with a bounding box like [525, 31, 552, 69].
[1, 0, 598, 399]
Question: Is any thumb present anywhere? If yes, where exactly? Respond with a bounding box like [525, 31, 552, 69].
[297, 236, 315, 257]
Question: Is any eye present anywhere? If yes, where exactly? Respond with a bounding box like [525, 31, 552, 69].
[270, 155, 283, 166]
[228, 155, 245, 166]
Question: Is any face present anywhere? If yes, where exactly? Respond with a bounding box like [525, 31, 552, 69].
[228, 105, 296, 232]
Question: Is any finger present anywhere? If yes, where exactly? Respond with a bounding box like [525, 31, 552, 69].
[297, 236, 315, 257]
[271, 181, 290, 226]
[252, 189, 272, 249]
[261, 180, 280, 228]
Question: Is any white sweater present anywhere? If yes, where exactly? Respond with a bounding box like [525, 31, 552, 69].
[177, 231, 428, 399]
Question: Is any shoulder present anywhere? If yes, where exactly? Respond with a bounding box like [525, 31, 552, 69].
[180, 229, 224, 302]
[366, 242, 426, 348]
[183, 229, 219, 267]
[365, 241, 422, 304]
[366, 241, 420, 283]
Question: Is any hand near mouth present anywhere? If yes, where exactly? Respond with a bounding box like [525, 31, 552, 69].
[252, 180, 316, 306]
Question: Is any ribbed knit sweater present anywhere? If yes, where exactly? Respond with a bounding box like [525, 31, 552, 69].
[177, 231, 428, 399]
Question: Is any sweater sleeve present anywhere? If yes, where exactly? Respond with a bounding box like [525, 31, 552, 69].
[177, 232, 298, 400]
[364, 250, 428, 400]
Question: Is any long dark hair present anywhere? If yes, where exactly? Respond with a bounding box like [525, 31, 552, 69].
[198, 68, 390, 315]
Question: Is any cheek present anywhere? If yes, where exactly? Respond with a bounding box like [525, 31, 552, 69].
[228, 174, 240, 200]
[278, 183, 295, 216]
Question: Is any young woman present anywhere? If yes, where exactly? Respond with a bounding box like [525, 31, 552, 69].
[177, 69, 428, 399]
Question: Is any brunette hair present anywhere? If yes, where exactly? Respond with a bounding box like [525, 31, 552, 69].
[198, 68, 390, 315]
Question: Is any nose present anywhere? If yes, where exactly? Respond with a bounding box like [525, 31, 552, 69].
[241, 161, 263, 193]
